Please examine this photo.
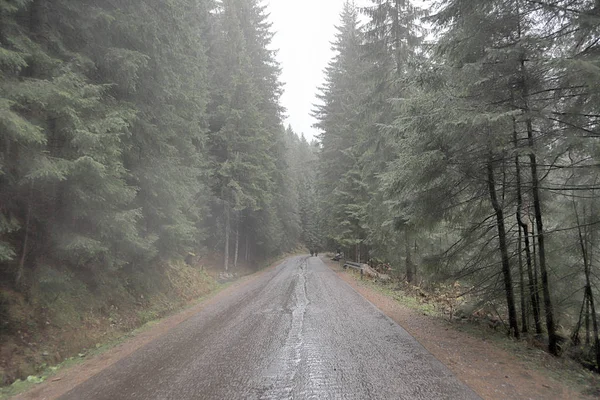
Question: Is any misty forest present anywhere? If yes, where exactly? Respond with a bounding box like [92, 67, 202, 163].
[2, 0, 600, 393]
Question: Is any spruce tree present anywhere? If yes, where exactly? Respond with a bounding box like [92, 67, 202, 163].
[314, 2, 370, 259]
[207, 0, 284, 267]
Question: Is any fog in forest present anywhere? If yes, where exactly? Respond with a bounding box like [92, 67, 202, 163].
[2, 0, 600, 394]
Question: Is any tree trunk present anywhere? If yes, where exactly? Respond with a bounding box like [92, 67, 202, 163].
[405, 228, 413, 283]
[16, 182, 33, 288]
[526, 119, 558, 354]
[517, 43, 558, 352]
[586, 295, 591, 346]
[414, 239, 418, 282]
[525, 221, 542, 334]
[487, 159, 519, 338]
[516, 0, 552, 345]
[234, 212, 239, 269]
[234, 226, 239, 269]
[572, 291, 587, 345]
[585, 284, 599, 370]
[394, 0, 401, 75]
[574, 202, 600, 369]
[224, 203, 230, 271]
[588, 203, 596, 354]
[513, 121, 535, 334]
[531, 219, 541, 325]
[515, 147, 527, 334]
[518, 224, 528, 333]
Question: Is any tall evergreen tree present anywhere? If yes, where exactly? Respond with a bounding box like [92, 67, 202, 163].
[207, 0, 285, 267]
[314, 2, 370, 260]
[0, 0, 149, 286]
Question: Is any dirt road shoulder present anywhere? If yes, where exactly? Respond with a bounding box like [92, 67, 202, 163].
[10, 261, 282, 400]
[325, 258, 597, 400]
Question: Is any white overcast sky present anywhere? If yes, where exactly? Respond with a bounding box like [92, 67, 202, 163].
[267, 0, 431, 141]
[267, 0, 370, 141]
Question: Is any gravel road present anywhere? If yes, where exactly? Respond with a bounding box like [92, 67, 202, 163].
[59, 256, 481, 399]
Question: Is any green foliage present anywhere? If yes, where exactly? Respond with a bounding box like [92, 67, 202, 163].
[315, 0, 600, 356]
[0, 0, 312, 388]
[204, 0, 305, 264]
[314, 2, 370, 258]
[0, 0, 303, 294]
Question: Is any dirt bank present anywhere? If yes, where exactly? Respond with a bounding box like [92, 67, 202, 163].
[7, 260, 278, 400]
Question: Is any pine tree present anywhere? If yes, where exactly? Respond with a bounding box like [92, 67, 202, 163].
[0, 0, 149, 286]
[207, 0, 284, 267]
[85, 0, 212, 259]
[313, 0, 600, 362]
[314, 2, 370, 259]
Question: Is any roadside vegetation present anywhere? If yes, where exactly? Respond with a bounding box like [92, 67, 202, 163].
[0, 259, 218, 390]
[336, 261, 600, 398]
[3, 0, 600, 393]
[0, 0, 319, 387]
[316, 0, 600, 374]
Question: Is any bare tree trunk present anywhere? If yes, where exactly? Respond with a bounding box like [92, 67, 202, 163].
[586, 295, 591, 346]
[414, 239, 418, 283]
[518, 224, 528, 333]
[487, 159, 519, 338]
[224, 203, 230, 271]
[574, 202, 600, 369]
[585, 284, 599, 370]
[513, 121, 532, 334]
[526, 118, 557, 354]
[531, 219, 541, 323]
[525, 221, 542, 334]
[393, 0, 401, 75]
[245, 234, 249, 262]
[516, 0, 554, 349]
[15, 0, 45, 285]
[572, 291, 586, 345]
[234, 225, 239, 269]
[16, 182, 33, 288]
[588, 200, 598, 361]
[405, 228, 413, 283]
[234, 212, 239, 269]
[517, 40, 557, 351]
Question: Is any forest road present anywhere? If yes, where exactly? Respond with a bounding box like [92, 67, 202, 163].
[58, 256, 481, 400]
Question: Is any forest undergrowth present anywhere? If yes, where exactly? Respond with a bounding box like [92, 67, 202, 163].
[0, 256, 238, 391]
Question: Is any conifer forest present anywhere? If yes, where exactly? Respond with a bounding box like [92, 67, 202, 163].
[2, 0, 600, 391]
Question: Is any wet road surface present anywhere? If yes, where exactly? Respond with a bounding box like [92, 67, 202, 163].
[59, 256, 481, 399]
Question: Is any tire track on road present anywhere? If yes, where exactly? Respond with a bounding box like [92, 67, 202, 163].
[259, 257, 309, 399]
